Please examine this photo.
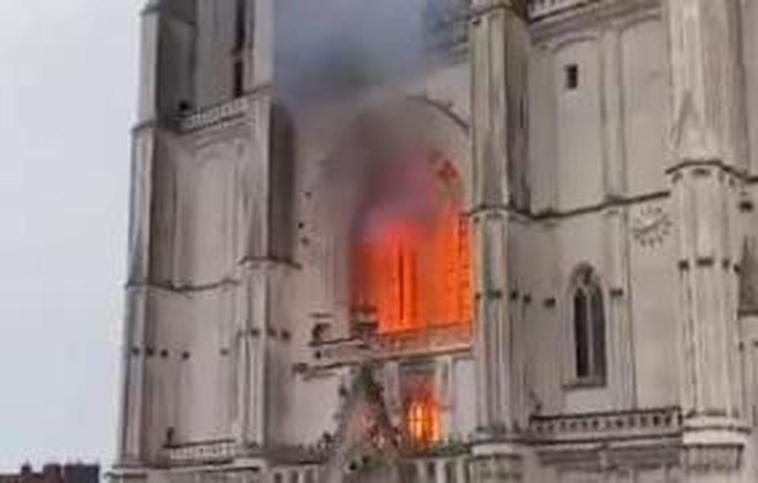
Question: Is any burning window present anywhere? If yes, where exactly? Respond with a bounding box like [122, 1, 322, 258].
[350, 149, 472, 335]
[401, 368, 440, 447]
[405, 395, 440, 447]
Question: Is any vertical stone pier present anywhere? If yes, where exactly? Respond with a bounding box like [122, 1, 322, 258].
[666, 0, 751, 480]
[468, 1, 529, 480]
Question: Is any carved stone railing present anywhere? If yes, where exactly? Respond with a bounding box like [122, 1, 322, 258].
[161, 440, 330, 466]
[529, 407, 683, 443]
[178, 96, 252, 133]
[162, 439, 239, 464]
[313, 324, 473, 366]
[528, 0, 592, 19]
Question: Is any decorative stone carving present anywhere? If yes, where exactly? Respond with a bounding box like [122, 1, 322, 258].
[630, 204, 672, 247]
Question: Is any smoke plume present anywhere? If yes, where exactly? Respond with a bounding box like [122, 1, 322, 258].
[274, 0, 430, 104]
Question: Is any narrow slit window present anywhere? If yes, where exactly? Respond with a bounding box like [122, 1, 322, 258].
[235, 0, 247, 51]
[565, 64, 579, 90]
[233, 60, 245, 98]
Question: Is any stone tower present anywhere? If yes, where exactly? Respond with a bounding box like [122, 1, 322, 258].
[111, 0, 758, 482]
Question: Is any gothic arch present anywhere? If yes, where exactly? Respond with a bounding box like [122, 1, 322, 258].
[383, 98, 472, 206]
[564, 264, 608, 385]
[344, 102, 473, 336]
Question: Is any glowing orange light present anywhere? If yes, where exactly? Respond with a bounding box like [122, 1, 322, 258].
[350, 151, 472, 334]
[404, 394, 440, 446]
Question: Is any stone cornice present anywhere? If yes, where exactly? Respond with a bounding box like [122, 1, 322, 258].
[529, 0, 661, 43]
[499, 190, 671, 224]
[666, 158, 750, 181]
[125, 279, 240, 296]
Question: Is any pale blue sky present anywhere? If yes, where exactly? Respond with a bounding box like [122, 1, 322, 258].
[0, 0, 139, 470]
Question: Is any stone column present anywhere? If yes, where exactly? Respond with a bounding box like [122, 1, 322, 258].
[468, 1, 529, 481]
[233, 0, 285, 449]
[469, 0, 528, 436]
[115, 2, 164, 467]
[600, 22, 635, 410]
[604, 207, 636, 408]
[665, 0, 750, 480]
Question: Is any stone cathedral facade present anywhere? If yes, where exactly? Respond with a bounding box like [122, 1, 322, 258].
[112, 0, 758, 482]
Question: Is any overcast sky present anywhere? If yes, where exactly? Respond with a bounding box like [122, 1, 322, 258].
[0, 0, 139, 470]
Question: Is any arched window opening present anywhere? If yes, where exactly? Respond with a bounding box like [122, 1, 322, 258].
[405, 396, 440, 447]
[571, 267, 607, 384]
[350, 148, 472, 335]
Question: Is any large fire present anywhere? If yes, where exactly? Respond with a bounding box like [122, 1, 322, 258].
[350, 149, 472, 334]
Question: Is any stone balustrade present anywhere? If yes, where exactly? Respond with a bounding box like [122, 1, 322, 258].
[161, 440, 330, 467]
[529, 406, 682, 442]
[179, 96, 252, 133]
[162, 439, 238, 464]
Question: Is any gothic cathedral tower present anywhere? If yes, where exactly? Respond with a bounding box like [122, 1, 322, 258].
[111, 1, 758, 482]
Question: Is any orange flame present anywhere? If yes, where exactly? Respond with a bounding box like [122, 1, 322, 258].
[405, 391, 440, 446]
[350, 154, 471, 334]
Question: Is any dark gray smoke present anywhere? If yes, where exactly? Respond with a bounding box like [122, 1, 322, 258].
[274, 0, 442, 104]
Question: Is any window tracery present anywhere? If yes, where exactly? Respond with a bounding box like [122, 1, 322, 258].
[570, 266, 607, 384]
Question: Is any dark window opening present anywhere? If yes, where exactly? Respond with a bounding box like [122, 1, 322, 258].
[268, 104, 296, 259]
[233, 60, 245, 98]
[565, 64, 579, 90]
[573, 291, 589, 378]
[571, 267, 606, 383]
[234, 0, 247, 51]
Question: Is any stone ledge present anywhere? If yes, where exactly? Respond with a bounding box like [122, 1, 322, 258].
[529, 406, 683, 443]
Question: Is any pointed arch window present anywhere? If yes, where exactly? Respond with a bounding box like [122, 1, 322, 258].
[570, 267, 607, 385]
[350, 148, 472, 335]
